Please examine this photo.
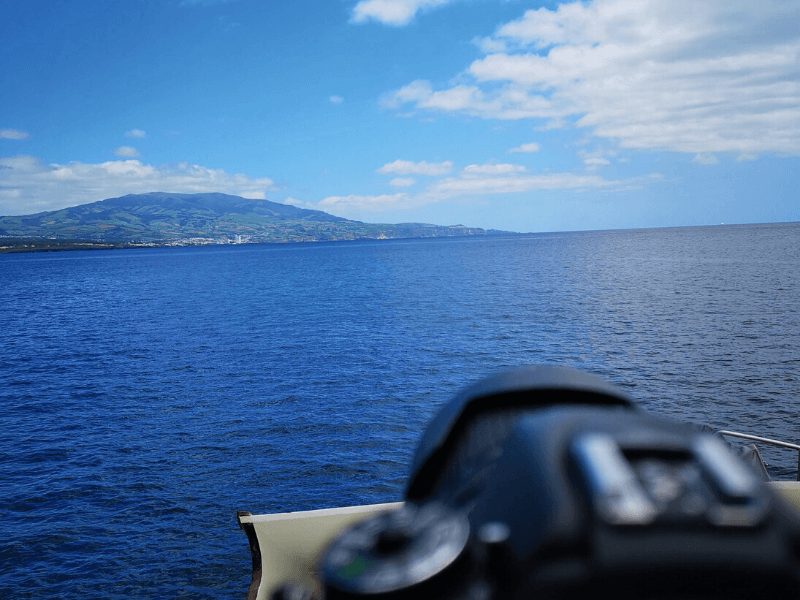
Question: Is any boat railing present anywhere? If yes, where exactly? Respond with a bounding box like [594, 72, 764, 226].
[717, 430, 800, 481]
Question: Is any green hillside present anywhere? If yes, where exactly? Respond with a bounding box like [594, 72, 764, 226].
[0, 192, 503, 250]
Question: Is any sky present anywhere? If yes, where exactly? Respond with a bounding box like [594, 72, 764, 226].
[0, 0, 798, 232]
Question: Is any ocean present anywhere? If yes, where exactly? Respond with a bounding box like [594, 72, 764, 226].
[1, 223, 799, 598]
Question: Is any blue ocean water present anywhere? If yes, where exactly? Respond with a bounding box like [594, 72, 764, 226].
[1, 223, 799, 598]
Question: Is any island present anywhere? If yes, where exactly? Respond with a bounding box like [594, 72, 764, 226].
[0, 192, 510, 252]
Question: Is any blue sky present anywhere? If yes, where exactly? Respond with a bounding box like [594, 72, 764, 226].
[0, 0, 798, 232]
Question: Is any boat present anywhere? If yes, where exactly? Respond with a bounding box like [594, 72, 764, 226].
[237, 366, 800, 599]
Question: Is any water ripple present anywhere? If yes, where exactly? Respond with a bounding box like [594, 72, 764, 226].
[1, 224, 798, 597]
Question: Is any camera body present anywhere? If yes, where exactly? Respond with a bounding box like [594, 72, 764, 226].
[319, 366, 800, 599]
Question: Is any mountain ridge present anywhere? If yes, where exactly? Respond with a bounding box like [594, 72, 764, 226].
[0, 192, 508, 251]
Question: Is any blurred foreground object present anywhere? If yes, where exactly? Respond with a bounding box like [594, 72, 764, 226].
[239, 366, 800, 599]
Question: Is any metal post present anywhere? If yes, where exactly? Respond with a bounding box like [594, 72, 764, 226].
[716, 430, 800, 482]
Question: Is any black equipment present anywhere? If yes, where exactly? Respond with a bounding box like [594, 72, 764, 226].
[316, 366, 800, 599]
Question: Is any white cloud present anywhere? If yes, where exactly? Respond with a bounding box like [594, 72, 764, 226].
[329, 95, 344, 105]
[114, 146, 139, 158]
[384, 79, 559, 120]
[583, 156, 611, 168]
[462, 163, 527, 176]
[389, 177, 416, 187]
[0, 129, 29, 140]
[385, 0, 800, 155]
[0, 155, 274, 216]
[319, 193, 409, 211]
[509, 142, 540, 154]
[579, 149, 613, 169]
[125, 129, 147, 139]
[473, 36, 507, 54]
[428, 171, 618, 198]
[313, 166, 653, 217]
[351, 0, 451, 26]
[692, 153, 719, 166]
[282, 196, 308, 207]
[381, 80, 433, 108]
[377, 159, 453, 176]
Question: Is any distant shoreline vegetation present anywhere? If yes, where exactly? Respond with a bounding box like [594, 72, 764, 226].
[0, 192, 509, 253]
[0, 233, 516, 254]
[5, 192, 792, 254]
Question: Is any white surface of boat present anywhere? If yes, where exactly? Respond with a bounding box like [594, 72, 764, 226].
[237, 503, 402, 600]
[239, 469, 800, 599]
